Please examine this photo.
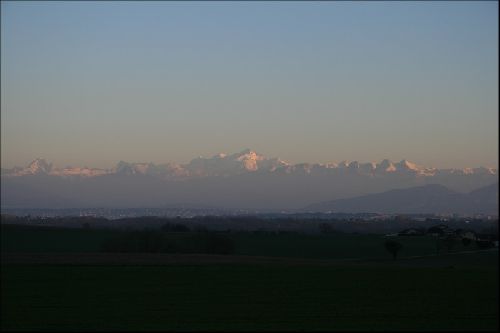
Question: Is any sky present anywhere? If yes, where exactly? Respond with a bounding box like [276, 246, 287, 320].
[1, 1, 498, 169]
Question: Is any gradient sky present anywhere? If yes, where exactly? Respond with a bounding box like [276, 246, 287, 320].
[1, 1, 498, 169]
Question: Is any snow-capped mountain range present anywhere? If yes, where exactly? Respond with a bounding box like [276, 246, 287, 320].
[1, 149, 496, 179]
[1, 149, 498, 211]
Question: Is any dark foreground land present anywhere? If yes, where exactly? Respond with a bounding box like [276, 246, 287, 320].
[1, 222, 498, 331]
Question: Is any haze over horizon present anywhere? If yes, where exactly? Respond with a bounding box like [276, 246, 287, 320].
[2, 147, 498, 212]
[1, 1, 498, 170]
[3, 149, 499, 171]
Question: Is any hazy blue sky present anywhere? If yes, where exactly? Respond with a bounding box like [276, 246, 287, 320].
[1, 1, 498, 169]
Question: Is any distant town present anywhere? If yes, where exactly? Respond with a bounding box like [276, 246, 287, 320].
[1, 206, 498, 221]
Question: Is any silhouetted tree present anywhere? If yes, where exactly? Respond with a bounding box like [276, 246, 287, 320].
[384, 240, 403, 260]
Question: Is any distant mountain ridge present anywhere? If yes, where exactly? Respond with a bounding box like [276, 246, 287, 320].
[1, 150, 498, 211]
[304, 183, 499, 215]
[2, 149, 497, 179]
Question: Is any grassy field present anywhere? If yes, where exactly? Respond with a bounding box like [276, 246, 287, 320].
[0, 225, 471, 260]
[2, 253, 498, 331]
[1, 224, 498, 331]
[231, 232, 440, 259]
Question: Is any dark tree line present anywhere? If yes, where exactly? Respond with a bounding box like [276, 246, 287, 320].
[100, 229, 235, 254]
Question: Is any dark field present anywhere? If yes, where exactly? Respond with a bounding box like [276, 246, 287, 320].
[2, 256, 498, 331]
[1, 224, 498, 331]
[0, 224, 472, 259]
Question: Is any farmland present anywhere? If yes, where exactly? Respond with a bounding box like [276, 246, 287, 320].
[1, 223, 498, 331]
[0, 224, 479, 259]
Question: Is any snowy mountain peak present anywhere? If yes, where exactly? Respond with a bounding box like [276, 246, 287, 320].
[27, 158, 52, 174]
[233, 150, 265, 170]
[233, 149, 263, 160]
[113, 161, 157, 175]
[472, 167, 497, 175]
[338, 161, 350, 168]
[1, 152, 497, 180]
[377, 159, 396, 172]
[235, 150, 264, 170]
[115, 161, 133, 174]
[184, 149, 288, 175]
[395, 159, 421, 171]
